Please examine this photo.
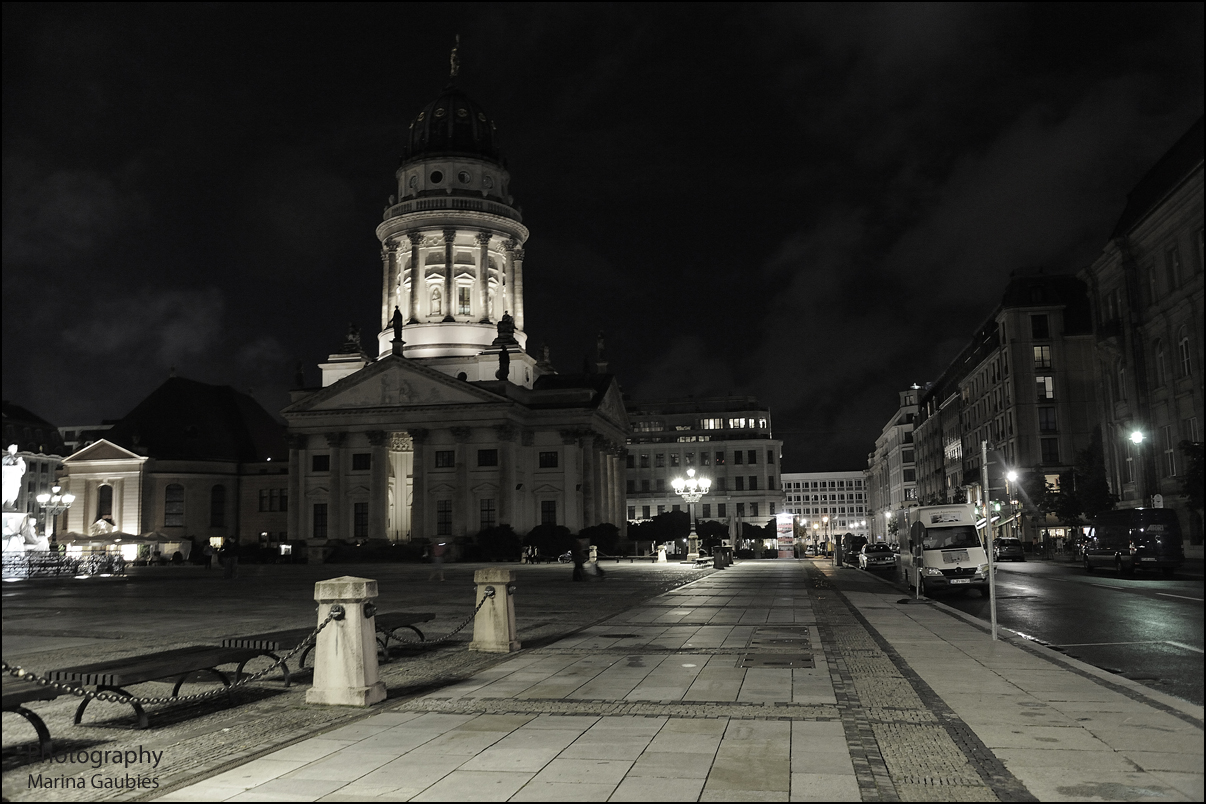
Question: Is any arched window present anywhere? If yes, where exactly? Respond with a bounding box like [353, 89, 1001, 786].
[164, 484, 185, 527]
[210, 485, 226, 528]
[96, 485, 114, 524]
[430, 287, 442, 316]
[1179, 327, 1192, 377]
[1154, 339, 1166, 386]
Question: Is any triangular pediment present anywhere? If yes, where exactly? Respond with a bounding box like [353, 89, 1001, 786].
[64, 439, 146, 464]
[597, 381, 629, 429]
[533, 483, 561, 493]
[286, 355, 506, 414]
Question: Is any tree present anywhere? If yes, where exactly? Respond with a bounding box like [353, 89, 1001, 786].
[475, 524, 521, 561]
[524, 523, 572, 557]
[695, 519, 728, 551]
[579, 522, 620, 555]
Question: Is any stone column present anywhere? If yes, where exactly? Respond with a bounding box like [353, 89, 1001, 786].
[494, 424, 517, 525]
[476, 232, 492, 323]
[306, 576, 387, 706]
[287, 434, 304, 539]
[610, 447, 623, 526]
[451, 426, 472, 537]
[325, 432, 345, 540]
[409, 429, 427, 540]
[367, 431, 388, 540]
[581, 435, 595, 525]
[407, 232, 423, 322]
[442, 228, 456, 321]
[560, 431, 581, 532]
[504, 239, 517, 318]
[380, 246, 392, 332]
[512, 246, 526, 332]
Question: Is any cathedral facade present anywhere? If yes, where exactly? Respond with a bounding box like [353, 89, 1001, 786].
[282, 65, 628, 548]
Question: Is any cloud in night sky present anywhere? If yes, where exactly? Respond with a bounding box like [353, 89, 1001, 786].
[2, 3, 1201, 471]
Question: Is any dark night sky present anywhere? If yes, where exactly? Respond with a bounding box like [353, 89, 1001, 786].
[3, 3, 1202, 472]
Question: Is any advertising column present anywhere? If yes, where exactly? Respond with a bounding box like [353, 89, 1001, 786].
[776, 512, 795, 559]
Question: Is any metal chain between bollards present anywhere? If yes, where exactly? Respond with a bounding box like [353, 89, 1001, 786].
[386, 587, 496, 646]
[1, 609, 341, 707]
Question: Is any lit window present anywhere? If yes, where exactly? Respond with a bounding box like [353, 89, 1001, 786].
[1035, 376, 1054, 400]
[640, 453, 650, 468]
[1033, 345, 1051, 369]
[670, 454, 680, 468]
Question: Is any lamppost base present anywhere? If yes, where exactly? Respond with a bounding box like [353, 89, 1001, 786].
[687, 536, 700, 560]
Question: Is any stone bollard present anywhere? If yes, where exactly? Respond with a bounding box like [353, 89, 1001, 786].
[306, 576, 386, 707]
[469, 568, 520, 653]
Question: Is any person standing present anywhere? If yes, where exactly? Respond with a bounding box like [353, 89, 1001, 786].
[222, 539, 240, 579]
[202, 542, 214, 570]
[427, 541, 446, 581]
[571, 537, 588, 581]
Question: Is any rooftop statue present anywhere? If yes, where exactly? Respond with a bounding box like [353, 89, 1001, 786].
[2, 445, 25, 510]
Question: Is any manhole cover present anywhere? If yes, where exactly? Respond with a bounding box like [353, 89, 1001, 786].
[738, 653, 814, 668]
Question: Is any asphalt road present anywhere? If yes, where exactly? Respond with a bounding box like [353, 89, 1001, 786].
[846, 556, 1205, 707]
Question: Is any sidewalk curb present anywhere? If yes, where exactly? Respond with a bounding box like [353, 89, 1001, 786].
[847, 563, 1205, 728]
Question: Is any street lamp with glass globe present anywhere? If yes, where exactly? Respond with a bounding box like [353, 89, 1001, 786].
[36, 485, 75, 543]
[671, 468, 711, 559]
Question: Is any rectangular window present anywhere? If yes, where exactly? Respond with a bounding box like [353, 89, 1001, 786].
[627, 506, 636, 519]
[280, 488, 288, 512]
[701, 451, 711, 466]
[748, 476, 758, 491]
[767, 475, 775, 490]
[165, 484, 185, 527]
[670, 453, 680, 467]
[735, 476, 745, 491]
[903, 468, 916, 482]
[715, 451, 725, 465]
[656, 479, 665, 492]
[715, 477, 727, 492]
[1165, 245, 1181, 289]
[767, 449, 775, 465]
[656, 504, 665, 515]
[351, 452, 371, 471]
[210, 486, 226, 528]
[437, 500, 452, 535]
[685, 452, 695, 466]
[672, 504, 681, 512]
[902, 449, 914, 463]
[354, 502, 368, 538]
[477, 449, 498, 467]
[734, 451, 744, 465]
[750, 503, 759, 517]
[435, 450, 455, 468]
[1036, 376, 1054, 400]
[480, 498, 497, 529]
[1033, 345, 1052, 369]
[541, 500, 557, 525]
[1038, 407, 1057, 433]
[458, 286, 471, 315]
[702, 503, 711, 518]
[642, 505, 650, 519]
[747, 450, 757, 464]
[626, 454, 634, 468]
[627, 480, 636, 493]
[538, 451, 559, 468]
[655, 453, 665, 468]
[259, 489, 269, 512]
[698, 418, 723, 429]
[641, 479, 650, 492]
[718, 503, 727, 517]
[1040, 437, 1060, 465]
[736, 503, 745, 517]
[1162, 425, 1177, 477]
[1031, 314, 1050, 339]
[640, 453, 650, 468]
[313, 503, 328, 539]
[312, 454, 330, 472]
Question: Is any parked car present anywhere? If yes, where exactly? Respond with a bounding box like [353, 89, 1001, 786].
[1083, 508, 1183, 576]
[858, 543, 896, 571]
[993, 537, 1025, 562]
[841, 534, 868, 566]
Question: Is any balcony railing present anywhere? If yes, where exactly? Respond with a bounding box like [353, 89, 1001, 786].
[384, 196, 522, 223]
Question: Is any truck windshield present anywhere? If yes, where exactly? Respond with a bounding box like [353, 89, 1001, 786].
[923, 526, 980, 551]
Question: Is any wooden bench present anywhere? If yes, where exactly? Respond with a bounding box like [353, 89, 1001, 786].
[48, 645, 274, 729]
[4, 675, 61, 756]
[221, 612, 436, 682]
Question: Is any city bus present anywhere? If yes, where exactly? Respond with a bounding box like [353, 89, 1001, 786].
[900, 504, 991, 595]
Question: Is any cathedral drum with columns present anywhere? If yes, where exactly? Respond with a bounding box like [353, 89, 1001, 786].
[283, 56, 629, 552]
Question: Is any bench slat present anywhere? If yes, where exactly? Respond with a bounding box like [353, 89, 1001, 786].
[49, 645, 263, 688]
[3, 677, 61, 707]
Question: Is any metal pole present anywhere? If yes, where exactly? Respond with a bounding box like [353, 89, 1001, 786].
[981, 440, 998, 641]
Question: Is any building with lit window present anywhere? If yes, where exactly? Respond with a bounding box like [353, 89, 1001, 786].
[1079, 115, 1203, 552]
[867, 387, 920, 541]
[781, 471, 871, 549]
[281, 62, 629, 549]
[624, 397, 784, 530]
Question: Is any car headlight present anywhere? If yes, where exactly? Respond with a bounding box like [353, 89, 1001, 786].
[924, 567, 944, 576]
[977, 563, 990, 575]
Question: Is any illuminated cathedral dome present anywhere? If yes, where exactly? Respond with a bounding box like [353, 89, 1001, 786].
[402, 83, 502, 166]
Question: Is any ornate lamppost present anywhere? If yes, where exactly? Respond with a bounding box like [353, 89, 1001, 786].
[671, 468, 711, 559]
[36, 485, 75, 544]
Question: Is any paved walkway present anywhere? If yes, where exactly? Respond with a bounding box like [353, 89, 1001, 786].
[157, 560, 1203, 802]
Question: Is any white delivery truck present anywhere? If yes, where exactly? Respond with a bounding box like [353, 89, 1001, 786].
[901, 504, 990, 595]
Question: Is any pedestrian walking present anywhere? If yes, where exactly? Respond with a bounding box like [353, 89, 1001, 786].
[571, 537, 588, 581]
[427, 541, 446, 581]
